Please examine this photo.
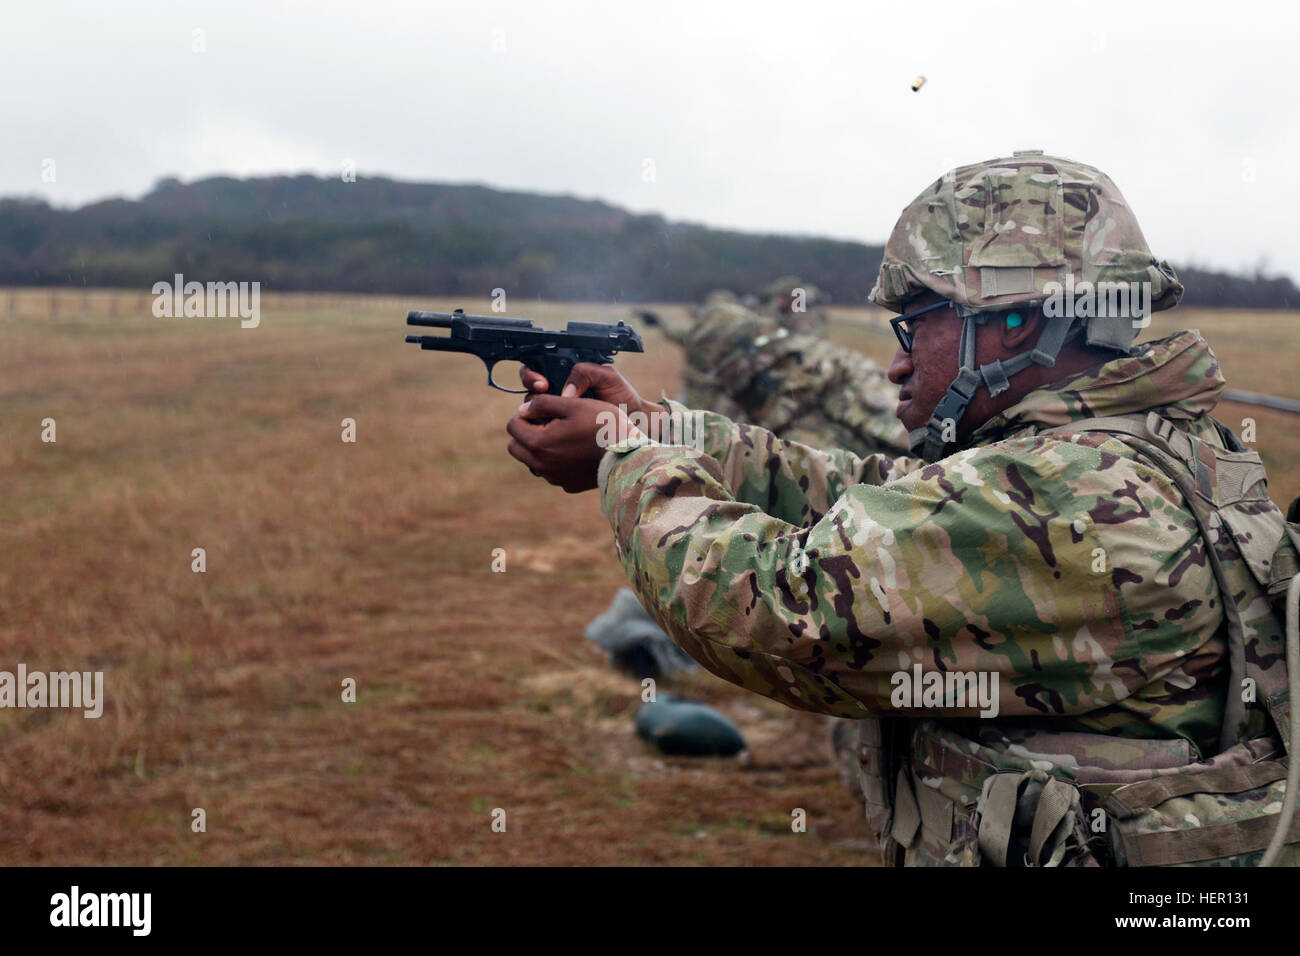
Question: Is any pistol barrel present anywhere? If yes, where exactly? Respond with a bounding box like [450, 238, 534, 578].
[406, 310, 454, 328]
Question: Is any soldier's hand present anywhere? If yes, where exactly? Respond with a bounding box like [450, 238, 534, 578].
[518, 362, 659, 422]
[507, 393, 644, 493]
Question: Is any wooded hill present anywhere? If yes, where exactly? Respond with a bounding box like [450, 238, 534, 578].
[1, 174, 1294, 308]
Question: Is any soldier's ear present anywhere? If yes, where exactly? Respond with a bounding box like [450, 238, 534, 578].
[1000, 308, 1043, 350]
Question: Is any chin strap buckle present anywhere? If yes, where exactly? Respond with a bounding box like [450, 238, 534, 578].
[916, 368, 982, 461]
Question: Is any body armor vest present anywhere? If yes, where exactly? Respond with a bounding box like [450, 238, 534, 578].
[857, 411, 1300, 867]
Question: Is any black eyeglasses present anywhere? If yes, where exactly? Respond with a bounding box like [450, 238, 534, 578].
[890, 300, 952, 353]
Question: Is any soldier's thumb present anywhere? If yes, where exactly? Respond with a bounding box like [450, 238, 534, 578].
[561, 363, 611, 398]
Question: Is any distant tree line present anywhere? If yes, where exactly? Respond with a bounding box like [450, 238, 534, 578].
[0, 174, 1294, 309]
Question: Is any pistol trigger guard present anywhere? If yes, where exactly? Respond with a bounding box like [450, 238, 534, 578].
[486, 360, 529, 395]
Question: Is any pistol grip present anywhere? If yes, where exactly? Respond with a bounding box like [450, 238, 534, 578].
[531, 355, 578, 396]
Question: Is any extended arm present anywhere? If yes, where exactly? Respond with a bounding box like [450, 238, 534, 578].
[598, 431, 1219, 723]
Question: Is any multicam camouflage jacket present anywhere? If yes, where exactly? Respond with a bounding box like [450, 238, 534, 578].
[668, 300, 906, 456]
[597, 329, 1296, 865]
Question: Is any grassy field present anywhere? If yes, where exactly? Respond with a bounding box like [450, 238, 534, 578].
[1, 288, 1297, 866]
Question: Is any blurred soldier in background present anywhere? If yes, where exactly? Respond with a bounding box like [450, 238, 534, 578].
[677, 288, 902, 454]
[756, 274, 829, 336]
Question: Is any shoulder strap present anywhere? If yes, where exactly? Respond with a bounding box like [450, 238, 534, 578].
[1273, 497, 1300, 600]
[1041, 412, 1290, 755]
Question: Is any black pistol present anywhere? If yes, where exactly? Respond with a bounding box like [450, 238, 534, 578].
[405, 308, 645, 395]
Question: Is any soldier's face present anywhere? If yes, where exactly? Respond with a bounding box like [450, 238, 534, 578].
[886, 292, 964, 434]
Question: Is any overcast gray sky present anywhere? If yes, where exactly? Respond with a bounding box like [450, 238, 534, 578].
[3, 0, 1298, 278]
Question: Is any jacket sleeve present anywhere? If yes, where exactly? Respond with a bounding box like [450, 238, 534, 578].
[647, 399, 920, 527]
[598, 423, 1220, 721]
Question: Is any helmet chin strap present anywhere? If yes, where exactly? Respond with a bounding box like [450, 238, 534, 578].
[908, 307, 1079, 462]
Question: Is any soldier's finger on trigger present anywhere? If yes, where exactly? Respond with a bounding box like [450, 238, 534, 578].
[519, 369, 547, 391]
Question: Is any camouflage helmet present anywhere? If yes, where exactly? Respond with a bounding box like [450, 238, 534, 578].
[761, 275, 820, 305]
[872, 152, 1185, 463]
[869, 150, 1182, 353]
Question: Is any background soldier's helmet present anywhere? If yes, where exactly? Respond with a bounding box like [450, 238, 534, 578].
[701, 288, 739, 308]
[869, 150, 1183, 354]
[761, 275, 820, 307]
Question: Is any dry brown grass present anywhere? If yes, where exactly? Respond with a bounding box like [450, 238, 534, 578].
[0, 288, 870, 866]
[2, 288, 1296, 866]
